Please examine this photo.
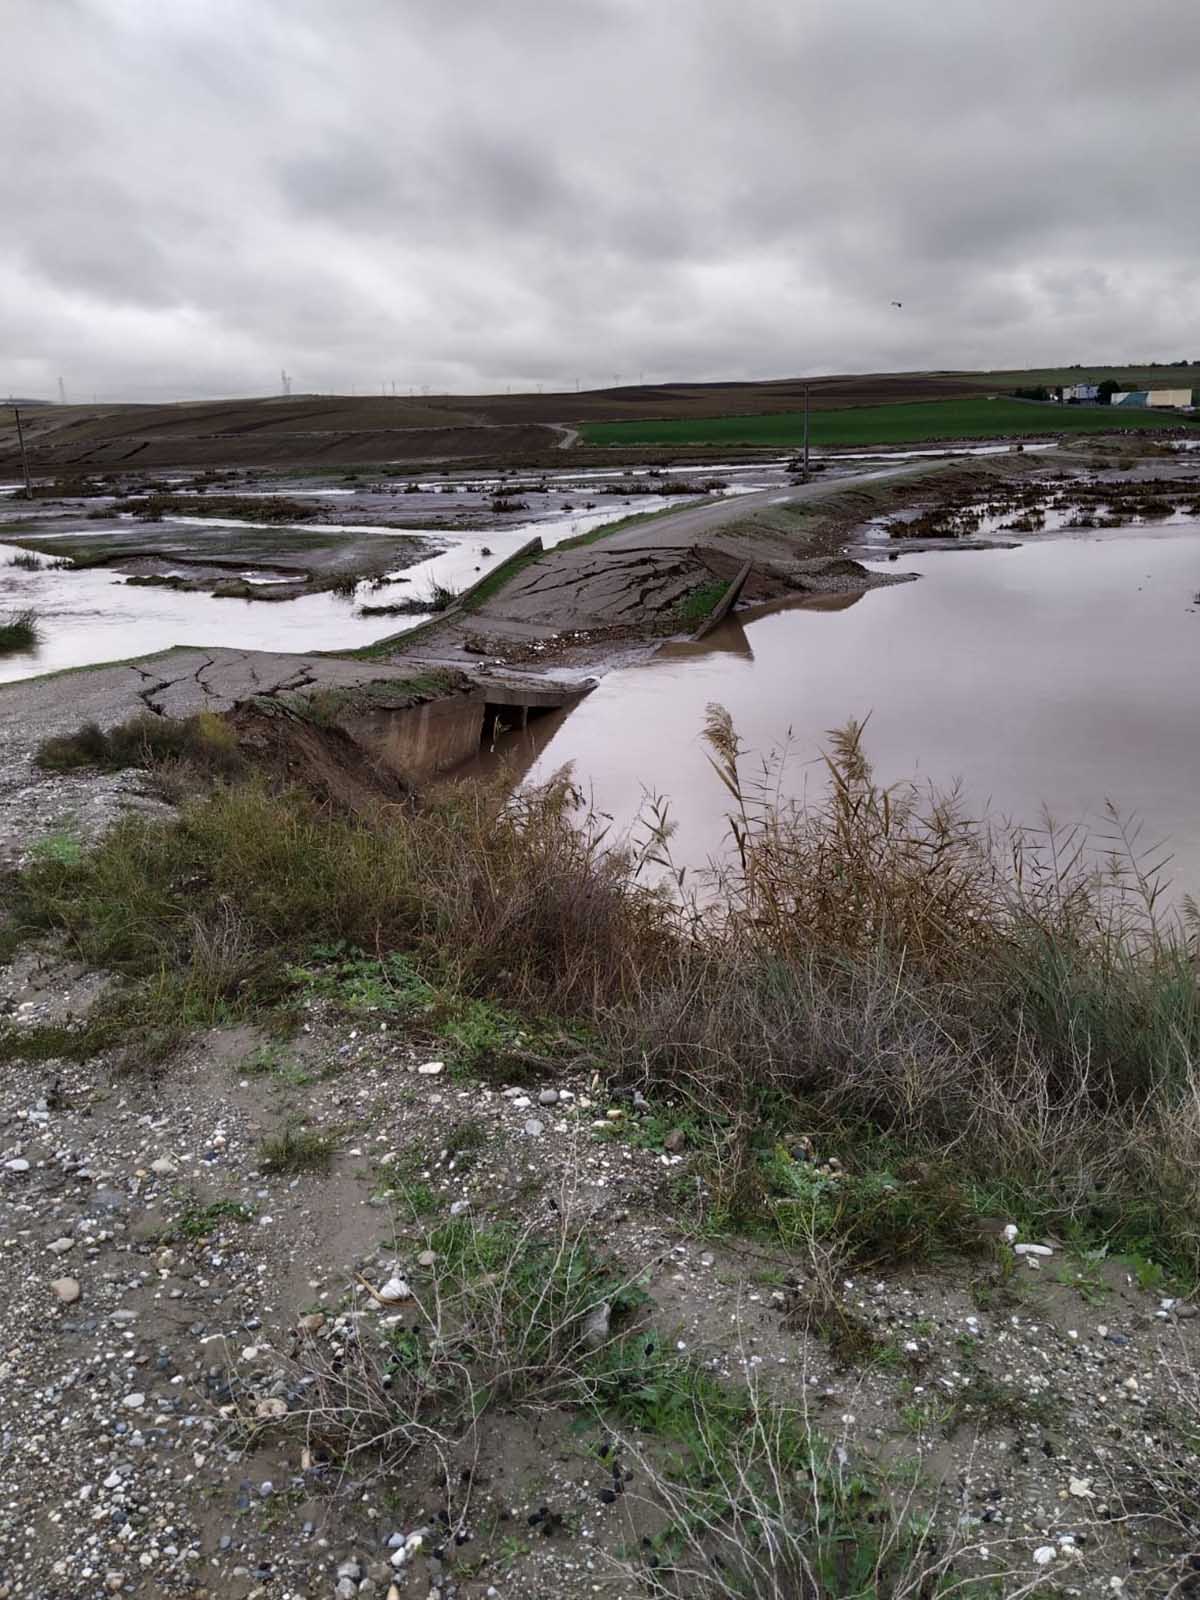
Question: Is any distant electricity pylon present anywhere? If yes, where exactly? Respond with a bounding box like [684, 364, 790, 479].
[280, 369, 292, 397]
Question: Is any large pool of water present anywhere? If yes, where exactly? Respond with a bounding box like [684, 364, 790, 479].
[495, 526, 1200, 895]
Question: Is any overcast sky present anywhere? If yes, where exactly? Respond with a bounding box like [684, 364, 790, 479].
[5, 0, 1200, 401]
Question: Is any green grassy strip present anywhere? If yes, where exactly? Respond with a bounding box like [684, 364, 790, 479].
[581, 396, 1199, 449]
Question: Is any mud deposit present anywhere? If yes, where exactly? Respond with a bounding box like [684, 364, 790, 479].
[483, 524, 1200, 896]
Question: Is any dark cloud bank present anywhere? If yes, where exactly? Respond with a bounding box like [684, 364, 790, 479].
[5, 0, 1199, 400]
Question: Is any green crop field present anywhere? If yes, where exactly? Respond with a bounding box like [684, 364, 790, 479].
[579, 396, 1199, 449]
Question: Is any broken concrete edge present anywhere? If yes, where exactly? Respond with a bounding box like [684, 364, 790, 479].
[694, 559, 752, 639]
[245, 668, 475, 727]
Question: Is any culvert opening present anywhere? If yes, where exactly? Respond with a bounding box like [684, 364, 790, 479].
[482, 701, 549, 743]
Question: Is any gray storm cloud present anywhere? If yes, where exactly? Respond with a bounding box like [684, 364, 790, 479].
[5, 0, 1200, 399]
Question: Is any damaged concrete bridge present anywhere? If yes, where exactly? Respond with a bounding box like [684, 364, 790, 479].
[0, 646, 590, 786]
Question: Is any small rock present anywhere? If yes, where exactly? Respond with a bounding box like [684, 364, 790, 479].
[4, 1157, 30, 1173]
[47, 1237, 74, 1255]
[296, 1312, 325, 1335]
[538, 1089, 559, 1106]
[417, 1250, 437, 1268]
[149, 1157, 177, 1176]
[1033, 1546, 1057, 1566]
[123, 1393, 146, 1410]
[50, 1276, 81, 1304]
[449, 1200, 470, 1217]
[254, 1397, 288, 1420]
[663, 1129, 686, 1153]
[1013, 1243, 1053, 1258]
[417, 1061, 444, 1076]
[377, 1277, 411, 1304]
[523, 1119, 544, 1137]
[582, 1301, 611, 1350]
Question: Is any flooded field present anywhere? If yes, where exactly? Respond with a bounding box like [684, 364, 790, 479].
[493, 523, 1200, 895]
[0, 461, 800, 681]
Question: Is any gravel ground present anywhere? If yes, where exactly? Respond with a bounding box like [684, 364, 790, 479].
[2, 938, 1198, 1599]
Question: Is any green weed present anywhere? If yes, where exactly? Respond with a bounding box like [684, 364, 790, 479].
[674, 580, 729, 626]
[172, 1195, 253, 1240]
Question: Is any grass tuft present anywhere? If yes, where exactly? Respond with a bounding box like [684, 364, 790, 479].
[35, 709, 244, 776]
[0, 608, 40, 654]
[258, 1122, 336, 1174]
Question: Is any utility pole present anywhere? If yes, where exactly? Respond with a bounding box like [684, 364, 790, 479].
[803, 383, 810, 478]
[13, 406, 32, 499]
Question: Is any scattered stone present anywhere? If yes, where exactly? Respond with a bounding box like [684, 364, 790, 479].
[417, 1250, 437, 1268]
[296, 1312, 325, 1335]
[149, 1157, 177, 1175]
[4, 1157, 30, 1172]
[254, 1398, 288, 1420]
[416, 1061, 444, 1076]
[50, 1276, 80, 1304]
[1033, 1546, 1057, 1566]
[538, 1089, 559, 1106]
[1013, 1243, 1053, 1258]
[47, 1237, 74, 1254]
[122, 1393, 146, 1410]
[663, 1129, 686, 1153]
[523, 1118, 544, 1137]
[377, 1276, 411, 1304]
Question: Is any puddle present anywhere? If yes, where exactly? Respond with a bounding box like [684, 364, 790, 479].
[482, 527, 1200, 896]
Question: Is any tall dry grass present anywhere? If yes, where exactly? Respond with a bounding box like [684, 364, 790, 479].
[8, 706, 1200, 1270]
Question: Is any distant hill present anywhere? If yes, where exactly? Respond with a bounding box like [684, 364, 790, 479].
[3, 364, 1197, 472]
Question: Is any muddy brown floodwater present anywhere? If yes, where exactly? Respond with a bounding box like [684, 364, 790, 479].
[479, 524, 1200, 899]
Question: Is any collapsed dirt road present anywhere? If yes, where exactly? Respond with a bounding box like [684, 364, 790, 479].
[360, 455, 1004, 672]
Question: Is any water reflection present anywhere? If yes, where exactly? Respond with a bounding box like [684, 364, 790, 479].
[481, 528, 1200, 895]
